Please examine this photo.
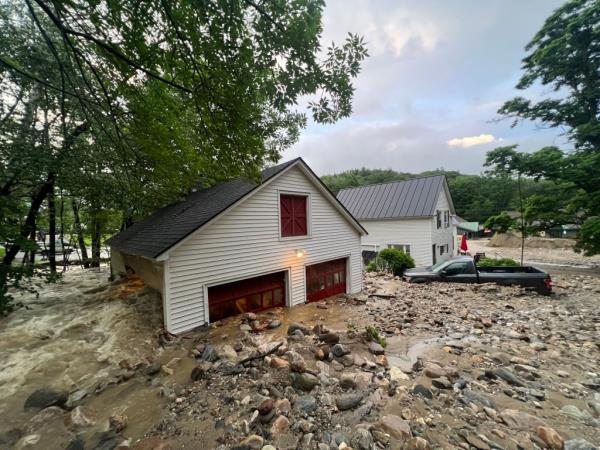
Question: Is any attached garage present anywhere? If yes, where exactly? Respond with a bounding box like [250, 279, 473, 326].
[306, 258, 347, 302]
[108, 158, 366, 334]
[207, 271, 287, 321]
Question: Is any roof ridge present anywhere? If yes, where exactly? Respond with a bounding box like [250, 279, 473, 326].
[338, 173, 446, 192]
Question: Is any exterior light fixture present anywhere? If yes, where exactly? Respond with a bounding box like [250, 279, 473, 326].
[296, 250, 304, 258]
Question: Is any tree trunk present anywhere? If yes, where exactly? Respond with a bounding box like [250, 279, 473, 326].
[90, 210, 102, 268]
[2, 174, 55, 266]
[72, 200, 90, 268]
[48, 181, 56, 275]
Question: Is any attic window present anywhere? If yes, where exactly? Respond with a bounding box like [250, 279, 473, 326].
[280, 194, 307, 237]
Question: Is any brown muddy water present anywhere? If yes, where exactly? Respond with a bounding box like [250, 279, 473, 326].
[0, 267, 171, 444]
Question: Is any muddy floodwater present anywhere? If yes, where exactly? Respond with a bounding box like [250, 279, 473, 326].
[0, 267, 171, 445]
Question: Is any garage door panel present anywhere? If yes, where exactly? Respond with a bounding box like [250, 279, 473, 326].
[306, 258, 346, 302]
[208, 271, 286, 321]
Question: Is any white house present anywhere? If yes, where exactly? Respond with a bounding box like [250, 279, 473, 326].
[337, 175, 456, 267]
[108, 158, 366, 334]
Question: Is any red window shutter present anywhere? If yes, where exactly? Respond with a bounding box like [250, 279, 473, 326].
[280, 195, 293, 237]
[293, 196, 307, 235]
[280, 195, 307, 237]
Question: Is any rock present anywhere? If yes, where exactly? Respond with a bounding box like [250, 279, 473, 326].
[412, 384, 433, 399]
[462, 390, 495, 409]
[24, 388, 68, 411]
[190, 361, 212, 381]
[530, 342, 548, 351]
[431, 376, 452, 389]
[350, 428, 374, 450]
[332, 343, 350, 357]
[270, 357, 290, 369]
[262, 446, 277, 450]
[536, 426, 564, 450]
[240, 434, 264, 450]
[287, 323, 309, 335]
[560, 405, 591, 421]
[25, 406, 65, 433]
[269, 320, 282, 329]
[145, 363, 161, 376]
[319, 332, 340, 345]
[368, 342, 385, 355]
[161, 365, 174, 376]
[390, 367, 410, 382]
[258, 398, 274, 415]
[133, 437, 172, 450]
[335, 392, 363, 410]
[286, 351, 307, 373]
[292, 372, 319, 391]
[109, 414, 128, 433]
[376, 415, 412, 442]
[295, 395, 317, 414]
[339, 372, 357, 389]
[275, 398, 291, 414]
[493, 367, 527, 387]
[270, 415, 289, 435]
[461, 432, 490, 450]
[499, 409, 546, 431]
[404, 437, 431, 450]
[217, 344, 238, 360]
[563, 439, 597, 450]
[424, 363, 445, 379]
[273, 433, 299, 450]
[66, 389, 88, 408]
[201, 344, 218, 362]
[69, 406, 95, 428]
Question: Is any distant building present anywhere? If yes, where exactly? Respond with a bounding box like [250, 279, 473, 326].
[337, 175, 456, 267]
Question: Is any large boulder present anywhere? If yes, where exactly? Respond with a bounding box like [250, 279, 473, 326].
[24, 388, 68, 411]
[375, 415, 412, 442]
[335, 392, 363, 411]
[499, 409, 546, 431]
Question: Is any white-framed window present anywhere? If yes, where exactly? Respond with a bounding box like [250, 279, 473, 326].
[436, 210, 442, 229]
[444, 211, 450, 228]
[388, 244, 410, 254]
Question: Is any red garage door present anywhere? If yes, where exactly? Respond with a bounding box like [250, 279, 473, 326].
[208, 272, 286, 322]
[306, 258, 347, 302]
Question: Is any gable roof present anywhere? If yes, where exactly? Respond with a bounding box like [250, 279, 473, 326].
[107, 158, 365, 259]
[337, 175, 453, 220]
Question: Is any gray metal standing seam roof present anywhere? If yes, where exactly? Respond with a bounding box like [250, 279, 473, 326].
[337, 175, 447, 220]
[107, 158, 366, 259]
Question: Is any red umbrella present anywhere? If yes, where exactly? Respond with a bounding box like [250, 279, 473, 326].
[460, 234, 469, 253]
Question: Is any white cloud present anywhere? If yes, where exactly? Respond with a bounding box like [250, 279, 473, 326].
[447, 134, 497, 148]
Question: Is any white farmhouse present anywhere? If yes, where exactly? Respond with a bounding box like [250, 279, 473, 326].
[108, 158, 366, 334]
[337, 175, 456, 267]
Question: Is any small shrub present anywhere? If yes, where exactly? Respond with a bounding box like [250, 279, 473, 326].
[477, 257, 519, 267]
[365, 260, 379, 272]
[378, 248, 415, 276]
[365, 325, 387, 348]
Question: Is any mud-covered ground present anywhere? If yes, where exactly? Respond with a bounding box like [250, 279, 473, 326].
[1, 267, 598, 450]
[469, 238, 600, 269]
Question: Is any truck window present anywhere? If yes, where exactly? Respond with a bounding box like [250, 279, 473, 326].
[444, 262, 469, 275]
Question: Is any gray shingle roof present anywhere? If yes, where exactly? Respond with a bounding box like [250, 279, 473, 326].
[337, 175, 447, 220]
[107, 158, 300, 258]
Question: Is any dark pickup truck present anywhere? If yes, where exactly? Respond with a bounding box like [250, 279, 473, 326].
[403, 256, 552, 294]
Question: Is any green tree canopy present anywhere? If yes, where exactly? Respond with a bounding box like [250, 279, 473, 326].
[494, 0, 599, 255]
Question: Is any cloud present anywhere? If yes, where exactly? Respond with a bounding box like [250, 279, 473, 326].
[447, 134, 497, 148]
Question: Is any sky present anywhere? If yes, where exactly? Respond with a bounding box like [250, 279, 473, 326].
[283, 0, 568, 176]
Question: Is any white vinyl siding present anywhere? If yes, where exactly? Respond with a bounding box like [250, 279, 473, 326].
[431, 188, 455, 262]
[360, 218, 432, 267]
[164, 165, 363, 334]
